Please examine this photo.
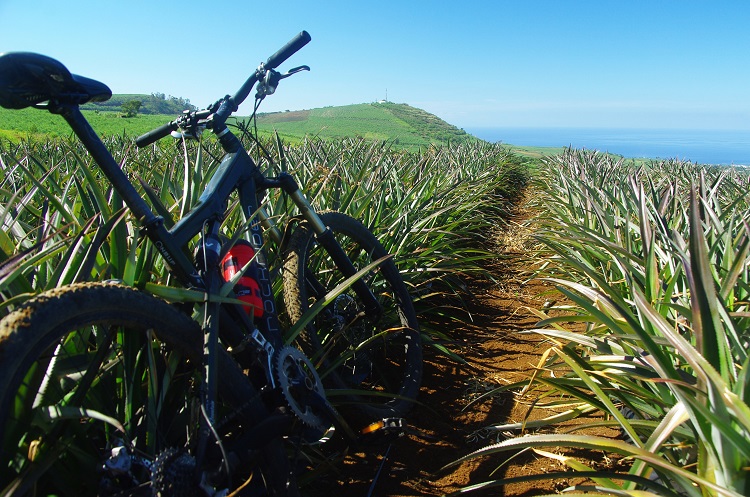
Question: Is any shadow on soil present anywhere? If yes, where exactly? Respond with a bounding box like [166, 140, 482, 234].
[302, 255, 563, 496]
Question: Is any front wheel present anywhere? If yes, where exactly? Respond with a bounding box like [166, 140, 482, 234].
[0, 282, 291, 496]
[283, 212, 422, 420]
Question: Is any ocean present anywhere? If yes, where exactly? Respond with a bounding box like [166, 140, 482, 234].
[466, 127, 750, 166]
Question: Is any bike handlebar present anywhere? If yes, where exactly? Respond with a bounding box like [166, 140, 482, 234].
[135, 121, 178, 148]
[136, 30, 311, 148]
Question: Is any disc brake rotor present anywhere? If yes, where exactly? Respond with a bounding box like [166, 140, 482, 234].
[332, 294, 372, 384]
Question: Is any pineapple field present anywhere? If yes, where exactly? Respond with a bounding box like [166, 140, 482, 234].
[1, 122, 748, 496]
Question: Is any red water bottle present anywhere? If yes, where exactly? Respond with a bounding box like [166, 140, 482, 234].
[221, 240, 263, 318]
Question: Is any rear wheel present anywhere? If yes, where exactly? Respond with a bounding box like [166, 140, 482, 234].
[0, 282, 290, 496]
[283, 212, 422, 421]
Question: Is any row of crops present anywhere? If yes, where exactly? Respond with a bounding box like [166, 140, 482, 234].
[452, 149, 750, 496]
[0, 133, 529, 491]
[0, 134, 527, 335]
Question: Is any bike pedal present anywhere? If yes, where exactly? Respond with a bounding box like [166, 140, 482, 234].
[361, 417, 437, 443]
[360, 417, 406, 441]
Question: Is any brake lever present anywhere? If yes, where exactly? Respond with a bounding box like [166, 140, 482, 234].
[256, 65, 310, 99]
[280, 65, 310, 79]
[171, 125, 205, 141]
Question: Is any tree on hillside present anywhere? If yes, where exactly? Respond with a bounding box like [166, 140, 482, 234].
[121, 99, 142, 118]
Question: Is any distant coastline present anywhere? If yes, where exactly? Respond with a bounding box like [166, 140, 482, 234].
[467, 127, 750, 166]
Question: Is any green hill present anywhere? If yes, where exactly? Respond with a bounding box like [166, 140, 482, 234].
[0, 98, 476, 148]
[80, 93, 197, 115]
[251, 102, 472, 148]
[0, 93, 199, 140]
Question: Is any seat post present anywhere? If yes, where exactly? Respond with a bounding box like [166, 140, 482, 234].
[54, 103, 202, 287]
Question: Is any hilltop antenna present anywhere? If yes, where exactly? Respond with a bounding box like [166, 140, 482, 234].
[385, 88, 388, 102]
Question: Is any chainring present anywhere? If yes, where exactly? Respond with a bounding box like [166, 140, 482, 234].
[273, 346, 331, 434]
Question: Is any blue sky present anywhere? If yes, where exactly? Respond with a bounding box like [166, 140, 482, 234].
[1, 1, 749, 130]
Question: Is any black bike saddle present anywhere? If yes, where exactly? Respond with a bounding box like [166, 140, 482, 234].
[0, 52, 111, 109]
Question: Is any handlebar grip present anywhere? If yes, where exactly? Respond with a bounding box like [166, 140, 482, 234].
[135, 121, 178, 148]
[232, 31, 311, 108]
[265, 31, 311, 69]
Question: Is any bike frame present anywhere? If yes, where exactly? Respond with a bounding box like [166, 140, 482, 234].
[0, 33, 418, 494]
[53, 100, 381, 423]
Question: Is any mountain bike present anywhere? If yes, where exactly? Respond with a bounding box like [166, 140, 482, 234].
[0, 30, 422, 496]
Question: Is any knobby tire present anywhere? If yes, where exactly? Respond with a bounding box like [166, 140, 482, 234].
[282, 211, 422, 421]
[0, 282, 292, 496]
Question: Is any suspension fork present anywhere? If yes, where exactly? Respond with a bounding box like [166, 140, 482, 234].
[275, 173, 383, 318]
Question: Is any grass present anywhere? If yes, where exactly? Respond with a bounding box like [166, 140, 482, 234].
[252, 102, 474, 149]
[0, 107, 179, 139]
[503, 143, 567, 160]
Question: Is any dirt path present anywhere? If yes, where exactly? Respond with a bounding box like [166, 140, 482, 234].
[308, 207, 567, 496]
